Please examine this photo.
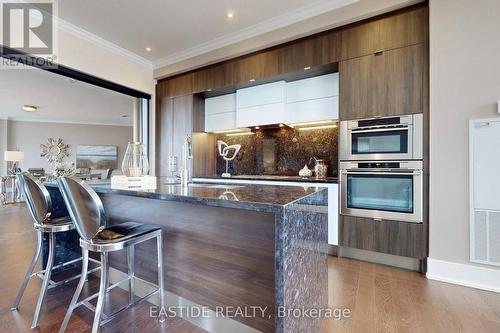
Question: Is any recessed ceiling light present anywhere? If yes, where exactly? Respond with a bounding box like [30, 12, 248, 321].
[23, 105, 37, 112]
[227, 12, 234, 19]
[146, 47, 151, 52]
[255, 126, 260, 130]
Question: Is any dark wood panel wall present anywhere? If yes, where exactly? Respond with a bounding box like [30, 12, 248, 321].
[155, 3, 430, 260]
[156, 2, 429, 171]
[155, 3, 427, 99]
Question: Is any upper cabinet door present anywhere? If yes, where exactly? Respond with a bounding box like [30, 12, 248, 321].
[286, 73, 339, 103]
[283, 32, 340, 73]
[232, 48, 283, 84]
[236, 81, 286, 127]
[340, 7, 426, 60]
[340, 44, 424, 120]
[236, 81, 285, 109]
[205, 94, 237, 132]
[379, 7, 427, 51]
[285, 73, 339, 124]
[340, 20, 381, 61]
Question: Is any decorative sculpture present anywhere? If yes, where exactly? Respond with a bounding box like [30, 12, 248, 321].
[40, 138, 70, 164]
[217, 140, 241, 178]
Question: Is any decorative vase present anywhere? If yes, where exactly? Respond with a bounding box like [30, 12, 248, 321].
[298, 164, 313, 178]
[122, 142, 149, 177]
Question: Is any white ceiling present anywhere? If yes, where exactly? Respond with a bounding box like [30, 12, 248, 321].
[0, 67, 134, 126]
[57, 0, 360, 68]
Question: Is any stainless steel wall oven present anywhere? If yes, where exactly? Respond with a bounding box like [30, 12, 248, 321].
[340, 160, 423, 223]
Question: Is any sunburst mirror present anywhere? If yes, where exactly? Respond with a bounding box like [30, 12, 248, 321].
[40, 138, 70, 164]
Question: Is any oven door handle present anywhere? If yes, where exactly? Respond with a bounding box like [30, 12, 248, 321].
[341, 170, 422, 176]
[350, 126, 410, 133]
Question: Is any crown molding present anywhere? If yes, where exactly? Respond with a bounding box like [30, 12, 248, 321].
[153, 0, 359, 70]
[55, 17, 153, 69]
[7, 117, 133, 127]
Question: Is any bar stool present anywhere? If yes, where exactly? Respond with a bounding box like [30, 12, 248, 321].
[57, 176, 164, 333]
[11, 172, 101, 328]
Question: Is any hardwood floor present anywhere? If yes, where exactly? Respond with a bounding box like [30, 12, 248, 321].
[321, 257, 500, 333]
[2, 204, 500, 333]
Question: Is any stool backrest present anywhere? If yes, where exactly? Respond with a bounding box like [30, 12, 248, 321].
[17, 172, 52, 224]
[57, 176, 107, 241]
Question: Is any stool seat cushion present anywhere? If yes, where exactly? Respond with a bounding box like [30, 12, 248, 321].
[46, 216, 73, 225]
[34, 216, 74, 232]
[92, 222, 160, 244]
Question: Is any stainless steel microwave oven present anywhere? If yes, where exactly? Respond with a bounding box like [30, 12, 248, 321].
[340, 114, 423, 161]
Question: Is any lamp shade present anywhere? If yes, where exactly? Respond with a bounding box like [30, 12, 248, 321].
[4, 150, 24, 162]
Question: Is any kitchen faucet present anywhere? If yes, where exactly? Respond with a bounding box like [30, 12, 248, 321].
[179, 135, 193, 187]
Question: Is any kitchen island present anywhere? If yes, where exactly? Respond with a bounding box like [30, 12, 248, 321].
[45, 181, 328, 333]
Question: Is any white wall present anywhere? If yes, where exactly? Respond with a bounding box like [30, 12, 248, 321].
[429, 0, 500, 274]
[55, 23, 157, 173]
[56, 26, 154, 95]
[6, 120, 132, 172]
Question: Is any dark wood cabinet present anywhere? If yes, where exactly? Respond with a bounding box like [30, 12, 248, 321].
[232, 48, 283, 84]
[379, 7, 427, 51]
[339, 215, 425, 258]
[340, 7, 426, 60]
[283, 32, 340, 72]
[156, 95, 193, 177]
[163, 73, 194, 97]
[340, 20, 380, 61]
[340, 43, 424, 120]
[193, 63, 235, 93]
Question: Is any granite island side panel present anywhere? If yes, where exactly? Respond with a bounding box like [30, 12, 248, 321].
[45, 182, 328, 333]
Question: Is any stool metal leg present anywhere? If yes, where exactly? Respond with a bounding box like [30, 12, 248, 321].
[31, 232, 55, 328]
[103, 252, 109, 293]
[92, 252, 108, 333]
[11, 230, 42, 310]
[127, 245, 135, 304]
[59, 248, 89, 333]
[157, 232, 165, 312]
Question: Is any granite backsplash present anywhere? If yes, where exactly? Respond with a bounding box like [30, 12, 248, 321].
[215, 126, 338, 177]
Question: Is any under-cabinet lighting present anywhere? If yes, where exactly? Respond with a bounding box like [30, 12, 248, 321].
[212, 129, 243, 134]
[146, 47, 151, 52]
[249, 79, 256, 82]
[289, 120, 334, 127]
[304, 66, 311, 70]
[298, 124, 338, 131]
[226, 132, 255, 137]
[254, 126, 260, 130]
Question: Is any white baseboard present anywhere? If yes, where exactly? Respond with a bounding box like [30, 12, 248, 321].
[426, 258, 500, 293]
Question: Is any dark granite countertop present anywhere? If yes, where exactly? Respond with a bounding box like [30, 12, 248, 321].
[45, 181, 327, 213]
[193, 174, 338, 184]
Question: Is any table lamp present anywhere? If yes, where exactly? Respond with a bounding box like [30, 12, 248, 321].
[4, 150, 24, 175]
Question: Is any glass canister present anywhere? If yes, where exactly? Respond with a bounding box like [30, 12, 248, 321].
[122, 142, 149, 177]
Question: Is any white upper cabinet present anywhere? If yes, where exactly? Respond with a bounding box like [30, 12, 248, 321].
[205, 74, 339, 131]
[236, 81, 286, 127]
[204, 93, 236, 132]
[285, 73, 339, 124]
